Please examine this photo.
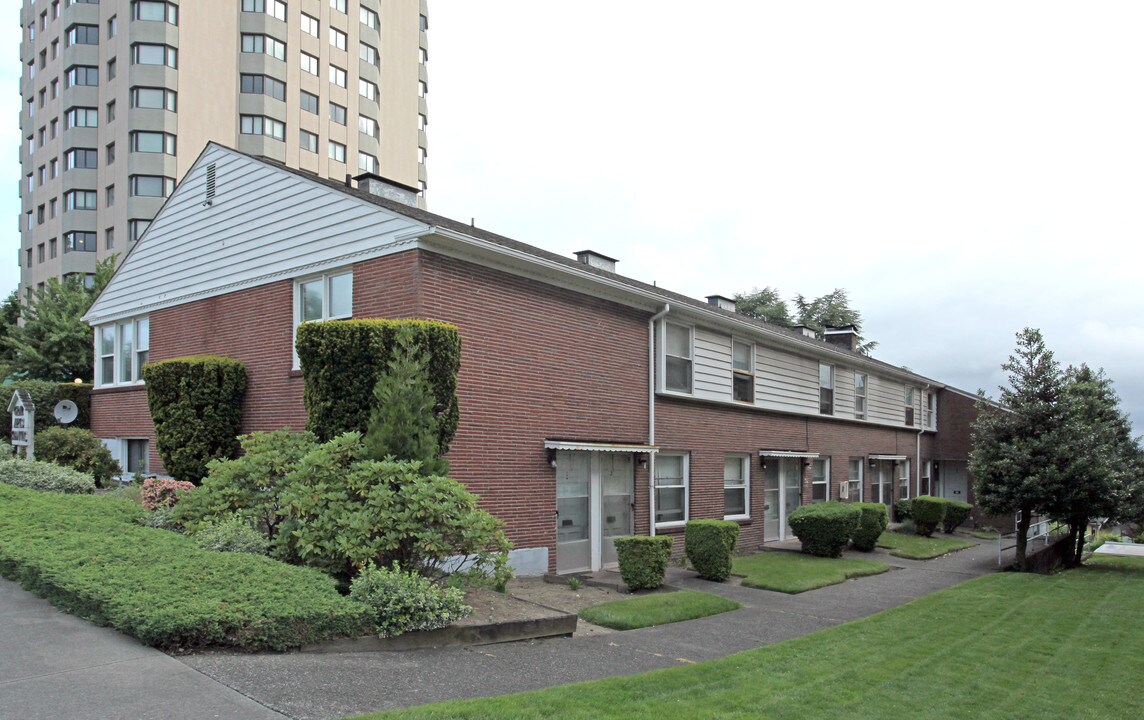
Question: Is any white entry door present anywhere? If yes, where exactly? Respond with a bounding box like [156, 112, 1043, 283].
[764, 458, 803, 542]
[556, 451, 633, 574]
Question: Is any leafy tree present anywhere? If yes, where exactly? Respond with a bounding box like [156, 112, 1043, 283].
[2, 258, 115, 382]
[734, 287, 793, 327]
[794, 288, 877, 354]
[970, 328, 1072, 571]
[362, 327, 449, 476]
[0, 291, 20, 378]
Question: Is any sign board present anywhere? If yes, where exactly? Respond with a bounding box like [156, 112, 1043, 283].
[8, 389, 35, 459]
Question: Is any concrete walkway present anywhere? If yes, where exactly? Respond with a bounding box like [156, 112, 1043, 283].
[2, 537, 1012, 720]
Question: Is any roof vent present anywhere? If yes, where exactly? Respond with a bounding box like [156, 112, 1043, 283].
[706, 295, 737, 312]
[352, 173, 419, 207]
[574, 250, 617, 273]
[204, 163, 216, 206]
[794, 324, 819, 339]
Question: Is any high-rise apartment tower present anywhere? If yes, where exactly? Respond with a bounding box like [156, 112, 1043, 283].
[17, 0, 428, 298]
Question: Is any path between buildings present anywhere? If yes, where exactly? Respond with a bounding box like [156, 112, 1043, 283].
[1, 537, 1013, 720]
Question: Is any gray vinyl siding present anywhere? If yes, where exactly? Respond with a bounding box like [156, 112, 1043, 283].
[693, 328, 732, 400]
[868, 375, 912, 427]
[86, 144, 428, 323]
[756, 345, 819, 414]
[835, 367, 855, 417]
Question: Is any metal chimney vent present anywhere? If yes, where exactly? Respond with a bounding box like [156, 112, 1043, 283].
[353, 173, 419, 207]
[706, 295, 737, 312]
[574, 250, 617, 272]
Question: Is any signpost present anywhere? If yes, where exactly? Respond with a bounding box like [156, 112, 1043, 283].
[8, 390, 35, 460]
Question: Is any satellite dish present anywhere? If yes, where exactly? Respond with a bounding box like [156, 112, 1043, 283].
[53, 400, 78, 425]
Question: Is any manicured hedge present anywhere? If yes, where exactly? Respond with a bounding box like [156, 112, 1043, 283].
[295, 319, 460, 453]
[613, 535, 674, 591]
[0, 380, 92, 443]
[685, 520, 740, 581]
[911, 495, 949, 537]
[142, 355, 247, 484]
[0, 484, 369, 650]
[851, 502, 889, 552]
[944, 500, 973, 533]
[789, 502, 861, 558]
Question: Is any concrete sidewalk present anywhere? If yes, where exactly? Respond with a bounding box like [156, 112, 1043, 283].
[1, 537, 1011, 720]
[177, 538, 1009, 719]
[0, 578, 286, 720]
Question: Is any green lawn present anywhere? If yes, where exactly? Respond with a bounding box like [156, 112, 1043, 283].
[354, 557, 1144, 719]
[579, 590, 740, 630]
[876, 530, 975, 559]
[731, 551, 890, 593]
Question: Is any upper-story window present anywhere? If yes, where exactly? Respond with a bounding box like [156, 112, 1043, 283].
[301, 13, 319, 36]
[360, 6, 378, 29]
[131, 86, 177, 111]
[819, 363, 834, 415]
[925, 390, 936, 429]
[66, 65, 99, 87]
[240, 34, 284, 62]
[330, 0, 347, 13]
[904, 387, 916, 426]
[133, 1, 178, 24]
[732, 339, 754, 403]
[66, 23, 99, 46]
[854, 372, 867, 420]
[664, 323, 692, 393]
[97, 317, 150, 387]
[133, 43, 178, 68]
[241, 0, 284, 22]
[330, 27, 347, 51]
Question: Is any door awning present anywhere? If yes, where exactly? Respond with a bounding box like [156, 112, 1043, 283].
[868, 454, 908, 461]
[544, 440, 659, 454]
[758, 450, 820, 459]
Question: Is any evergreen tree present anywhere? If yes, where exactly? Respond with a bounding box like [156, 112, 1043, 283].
[362, 327, 450, 476]
[794, 288, 877, 354]
[734, 287, 794, 327]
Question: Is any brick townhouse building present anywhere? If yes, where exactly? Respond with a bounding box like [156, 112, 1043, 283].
[84, 143, 983, 575]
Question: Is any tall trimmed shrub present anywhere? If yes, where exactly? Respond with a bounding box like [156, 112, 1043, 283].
[684, 519, 740, 581]
[295, 319, 460, 454]
[911, 495, 949, 537]
[613, 535, 673, 590]
[943, 500, 973, 533]
[851, 502, 889, 551]
[142, 356, 247, 484]
[788, 502, 861, 557]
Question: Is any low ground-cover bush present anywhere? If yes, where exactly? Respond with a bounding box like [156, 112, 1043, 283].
[613, 535, 673, 590]
[684, 520, 740, 581]
[943, 501, 973, 533]
[0, 484, 369, 650]
[34, 427, 120, 487]
[0, 456, 95, 494]
[911, 496, 949, 537]
[789, 502, 860, 557]
[193, 514, 269, 555]
[350, 562, 471, 638]
[851, 503, 889, 552]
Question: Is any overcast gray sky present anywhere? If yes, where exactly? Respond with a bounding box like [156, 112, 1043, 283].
[4, 2, 1141, 430]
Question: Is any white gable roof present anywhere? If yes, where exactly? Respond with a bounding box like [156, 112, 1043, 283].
[84, 144, 429, 324]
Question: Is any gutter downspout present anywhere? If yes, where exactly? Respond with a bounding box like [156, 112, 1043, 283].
[648, 304, 671, 536]
[917, 384, 930, 497]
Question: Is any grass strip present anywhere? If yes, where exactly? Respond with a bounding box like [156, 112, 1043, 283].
[731, 551, 889, 593]
[0, 484, 369, 650]
[876, 530, 975, 559]
[958, 528, 1000, 540]
[579, 589, 740, 630]
[354, 558, 1144, 719]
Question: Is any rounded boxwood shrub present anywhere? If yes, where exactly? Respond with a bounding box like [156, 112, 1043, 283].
[349, 562, 471, 638]
[34, 426, 120, 488]
[894, 498, 913, 523]
[613, 535, 673, 590]
[851, 502, 889, 552]
[788, 502, 861, 558]
[911, 495, 949, 537]
[943, 500, 973, 533]
[684, 519, 740, 581]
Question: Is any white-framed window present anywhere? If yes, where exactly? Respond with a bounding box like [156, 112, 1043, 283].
[654, 452, 689, 527]
[96, 316, 149, 387]
[724, 454, 749, 520]
[732, 339, 753, 403]
[299, 129, 318, 153]
[898, 460, 911, 500]
[330, 27, 347, 50]
[297, 271, 352, 324]
[664, 322, 692, 393]
[925, 390, 936, 430]
[328, 140, 345, 163]
[132, 43, 178, 67]
[358, 151, 377, 173]
[854, 371, 867, 420]
[819, 363, 834, 415]
[358, 115, 377, 138]
[106, 437, 150, 477]
[904, 387, 916, 426]
[330, 0, 346, 13]
[847, 458, 863, 501]
[300, 52, 319, 76]
[359, 79, 378, 102]
[920, 460, 932, 496]
[812, 457, 830, 502]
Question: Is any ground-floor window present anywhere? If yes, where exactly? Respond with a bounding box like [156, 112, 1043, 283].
[898, 460, 911, 500]
[655, 453, 689, 527]
[847, 458, 863, 501]
[920, 460, 932, 496]
[811, 457, 830, 502]
[723, 454, 749, 520]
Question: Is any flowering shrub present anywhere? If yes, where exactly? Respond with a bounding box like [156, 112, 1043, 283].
[141, 478, 195, 510]
[349, 562, 471, 638]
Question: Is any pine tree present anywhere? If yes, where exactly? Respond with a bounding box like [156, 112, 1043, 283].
[362, 327, 450, 476]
